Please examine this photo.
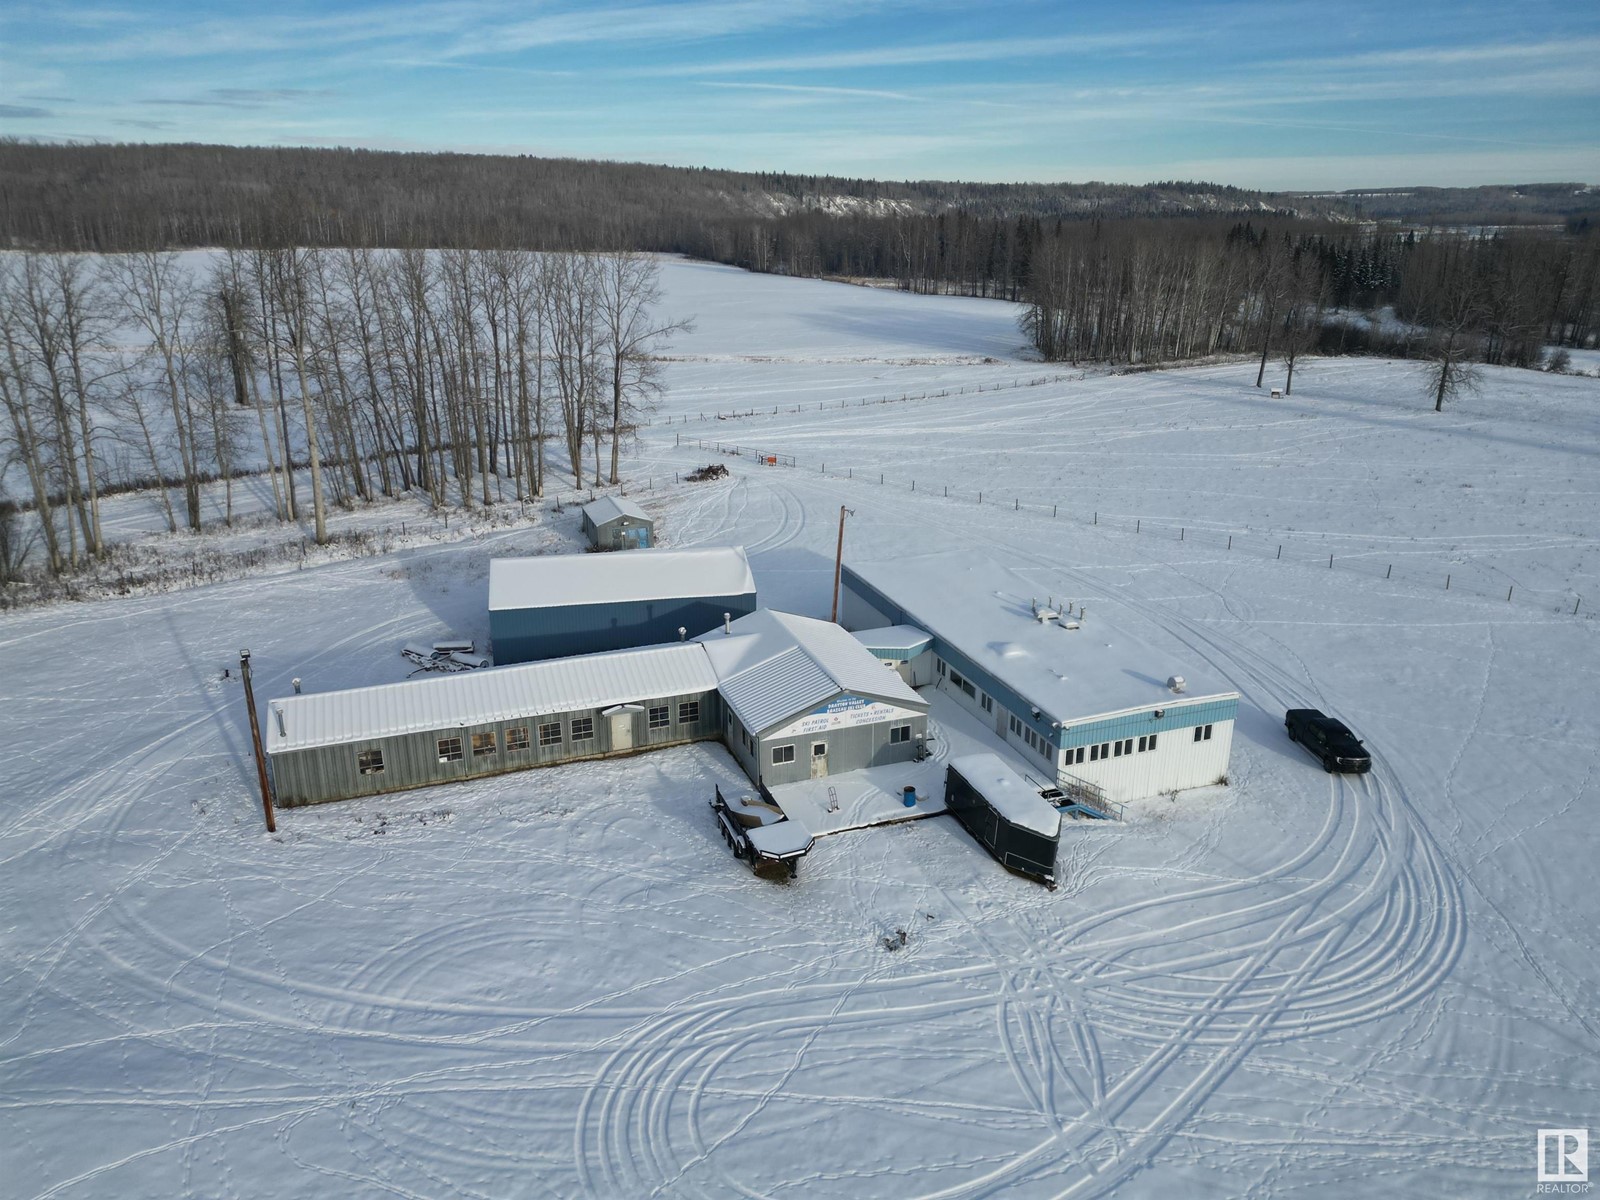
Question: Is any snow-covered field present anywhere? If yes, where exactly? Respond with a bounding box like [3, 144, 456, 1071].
[3, 259, 1598, 1198]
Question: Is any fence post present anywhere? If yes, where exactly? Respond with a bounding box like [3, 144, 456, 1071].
[880, 473, 883, 485]
[1329, 554, 1333, 569]
[979, 492, 983, 504]
[1386, 564, 1392, 579]
[1053, 505, 1057, 518]
[1576, 597, 1583, 615]
[1507, 585, 1514, 602]
[1181, 528, 1185, 541]
[1094, 512, 1097, 525]
[1446, 574, 1451, 590]
[1227, 534, 1231, 550]
[1015, 499, 1019, 511]
[944, 486, 947, 497]
[1137, 519, 1140, 533]
[1276, 544, 1281, 559]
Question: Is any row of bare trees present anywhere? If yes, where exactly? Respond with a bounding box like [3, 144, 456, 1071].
[1018, 222, 1600, 409]
[0, 248, 687, 578]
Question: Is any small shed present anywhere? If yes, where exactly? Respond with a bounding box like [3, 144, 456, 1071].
[489, 547, 757, 664]
[581, 496, 653, 551]
[698, 610, 928, 787]
[944, 754, 1062, 886]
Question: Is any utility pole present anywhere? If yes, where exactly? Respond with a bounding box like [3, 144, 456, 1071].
[239, 650, 277, 834]
[830, 506, 854, 624]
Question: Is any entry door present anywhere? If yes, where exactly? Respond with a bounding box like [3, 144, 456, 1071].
[610, 711, 635, 752]
[810, 742, 828, 779]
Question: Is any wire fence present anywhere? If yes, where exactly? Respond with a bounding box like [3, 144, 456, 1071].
[672, 445, 1589, 620]
[645, 373, 1080, 427]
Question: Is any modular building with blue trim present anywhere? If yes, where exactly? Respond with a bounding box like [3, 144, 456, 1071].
[841, 553, 1239, 809]
[490, 547, 757, 664]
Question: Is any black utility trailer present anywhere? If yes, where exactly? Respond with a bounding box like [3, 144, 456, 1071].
[712, 786, 814, 878]
[944, 755, 1063, 888]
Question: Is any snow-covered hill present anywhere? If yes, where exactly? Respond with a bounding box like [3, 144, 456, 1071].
[2, 260, 1597, 1199]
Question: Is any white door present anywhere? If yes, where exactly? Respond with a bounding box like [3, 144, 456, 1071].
[810, 742, 828, 779]
[610, 711, 634, 752]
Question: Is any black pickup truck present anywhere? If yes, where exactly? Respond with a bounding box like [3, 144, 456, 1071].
[1285, 709, 1372, 773]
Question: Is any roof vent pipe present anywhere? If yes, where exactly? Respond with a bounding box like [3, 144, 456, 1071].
[273, 706, 285, 737]
[723, 612, 731, 635]
[292, 677, 302, 694]
[678, 626, 687, 642]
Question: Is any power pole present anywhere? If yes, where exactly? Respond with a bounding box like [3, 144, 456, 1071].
[830, 506, 854, 624]
[239, 649, 277, 833]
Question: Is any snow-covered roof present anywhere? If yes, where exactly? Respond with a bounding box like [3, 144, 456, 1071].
[581, 495, 650, 526]
[266, 643, 718, 754]
[489, 546, 754, 612]
[847, 553, 1237, 723]
[949, 753, 1062, 838]
[697, 609, 925, 735]
[850, 625, 933, 656]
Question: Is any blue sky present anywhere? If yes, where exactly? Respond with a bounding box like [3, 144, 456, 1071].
[3, 0, 1597, 189]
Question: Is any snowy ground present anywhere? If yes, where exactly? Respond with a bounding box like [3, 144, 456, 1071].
[3, 261, 1598, 1198]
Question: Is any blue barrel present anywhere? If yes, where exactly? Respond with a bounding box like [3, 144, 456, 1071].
[903, 786, 917, 807]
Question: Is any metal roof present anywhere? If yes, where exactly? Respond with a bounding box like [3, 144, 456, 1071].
[698, 610, 925, 735]
[489, 546, 755, 612]
[846, 553, 1237, 723]
[266, 643, 718, 754]
[949, 753, 1061, 837]
[850, 625, 933, 657]
[582, 495, 650, 526]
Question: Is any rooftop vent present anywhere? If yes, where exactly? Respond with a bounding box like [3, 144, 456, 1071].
[1166, 675, 1187, 694]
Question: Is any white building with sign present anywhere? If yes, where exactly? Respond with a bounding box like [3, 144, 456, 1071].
[697, 609, 928, 787]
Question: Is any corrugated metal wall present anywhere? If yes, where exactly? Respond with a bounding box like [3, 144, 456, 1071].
[583, 513, 654, 550]
[490, 593, 756, 664]
[270, 688, 722, 806]
[755, 714, 926, 787]
[1054, 721, 1236, 803]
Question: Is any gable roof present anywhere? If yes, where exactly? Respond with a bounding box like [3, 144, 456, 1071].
[698, 609, 925, 735]
[266, 642, 718, 754]
[582, 495, 650, 526]
[489, 546, 755, 611]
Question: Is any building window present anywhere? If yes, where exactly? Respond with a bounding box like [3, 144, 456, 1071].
[1148, 734, 1158, 751]
[980, 694, 993, 712]
[1072, 746, 1086, 765]
[539, 722, 561, 746]
[1194, 723, 1213, 742]
[648, 705, 669, 729]
[437, 737, 463, 763]
[571, 717, 594, 742]
[1138, 736, 1147, 753]
[1113, 741, 1123, 757]
[472, 732, 496, 757]
[1009, 715, 1022, 736]
[812, 742, 827, 758]
[506, 727, 530, 752]
[679, 701, 700, 725]
[358, 748, 384, 775]
[890, 724, 911, 744]
[937, 660, 946, 677]
[1124, 739, 1135, 755]
[1090, 744, 1100, 762]
[960, 679, 975, 698]
[949, 669, 964, 688]
[772, 744, 796, 765]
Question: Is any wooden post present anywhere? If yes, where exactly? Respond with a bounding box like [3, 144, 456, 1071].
[239, 650, 276, 834]
[830, 506, 852, 624]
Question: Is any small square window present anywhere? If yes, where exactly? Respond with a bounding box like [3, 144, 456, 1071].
[1090, 744, 1100, 762]
[1148, 734, 1157, 751]
[812, 742, 827, 757]
[506, 727, 530, 752]
[678, 701, 700, 725]
[472, 732, 496, 757]
[648, 705, 670, 729]
[890, 724, 911, 744]
[1113, 741, 1123, 757]
[358, 748, 384, 775]
[437, 736, 463, 763]
[1138, 736, 1147, 752]
[1204, 724, 1213, 740]
[980, 694, 993, 712]
[1074, 747, 1086, 764]
[571, 717, 594, 742]
[772, 744, 796, 765]
[539, 722, 561, 746]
